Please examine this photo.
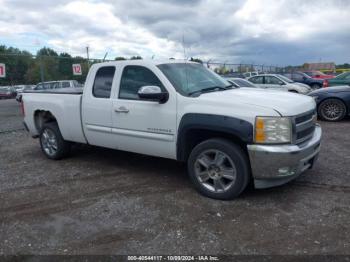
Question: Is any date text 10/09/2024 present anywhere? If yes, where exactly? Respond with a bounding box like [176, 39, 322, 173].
[127, 256, 219, 261]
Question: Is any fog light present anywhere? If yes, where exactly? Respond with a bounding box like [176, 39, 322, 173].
[278, 167, 295, 176]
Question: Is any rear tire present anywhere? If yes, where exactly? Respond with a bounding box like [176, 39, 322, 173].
[187, 138, 250, 200]
[39, 122, 70, 160]
[318, 99, 346, 122]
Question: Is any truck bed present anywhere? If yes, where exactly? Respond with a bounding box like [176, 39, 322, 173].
[22, 90, 86, 144]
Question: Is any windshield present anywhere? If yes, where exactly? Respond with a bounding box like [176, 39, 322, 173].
[335, 72, 349, 79]
[157, 63, 230, 96]
[277, 75, 294, 83]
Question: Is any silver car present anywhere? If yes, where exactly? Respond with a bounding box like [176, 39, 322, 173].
[225, 77, 258, 88]
[248, 74, 311, 94]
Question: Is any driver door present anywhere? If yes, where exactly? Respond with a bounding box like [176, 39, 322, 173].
[111, 65, 177, 159]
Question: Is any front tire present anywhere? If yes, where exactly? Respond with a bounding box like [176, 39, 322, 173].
[187, 138, 250, 200]
[40, 122, 70, 160]
[318, 99, 346, 122]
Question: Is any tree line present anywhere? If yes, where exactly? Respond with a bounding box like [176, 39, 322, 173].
[0, 45, 145, 86]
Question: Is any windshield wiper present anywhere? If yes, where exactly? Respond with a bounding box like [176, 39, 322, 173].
[188, 84, 234, 97]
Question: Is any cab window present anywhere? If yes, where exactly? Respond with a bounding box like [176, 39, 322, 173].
[119, 65, 165, 100]
[93, 66, 116, 98]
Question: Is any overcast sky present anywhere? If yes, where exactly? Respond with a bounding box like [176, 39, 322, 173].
[0, 0, 349, 65]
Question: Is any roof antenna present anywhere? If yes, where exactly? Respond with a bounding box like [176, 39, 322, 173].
[182, 31, 187, 61]
[182, 30, 189, 92]
[103, 52, 108, 62]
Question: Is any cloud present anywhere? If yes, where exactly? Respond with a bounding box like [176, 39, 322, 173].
[0, 0, 349, 64]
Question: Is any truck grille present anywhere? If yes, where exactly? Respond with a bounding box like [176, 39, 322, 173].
[293, 110, 316, 145]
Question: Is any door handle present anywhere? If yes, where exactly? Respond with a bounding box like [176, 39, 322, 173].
[114, 106, 129, 113]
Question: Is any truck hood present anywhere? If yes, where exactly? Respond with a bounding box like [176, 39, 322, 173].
[198, 88, 315, 116]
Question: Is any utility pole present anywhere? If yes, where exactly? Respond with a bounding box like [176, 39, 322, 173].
[39, 55, 44, 83]
[86, 46, 90, 68]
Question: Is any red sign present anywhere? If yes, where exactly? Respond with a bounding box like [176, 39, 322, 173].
[72, 64, 82, 75]
[0, 63, 5, 78]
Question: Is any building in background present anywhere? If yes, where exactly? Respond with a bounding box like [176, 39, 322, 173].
[302, 62, 336, 71]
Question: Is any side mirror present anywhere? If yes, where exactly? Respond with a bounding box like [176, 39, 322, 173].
[138, 86, 169, 104]
[279, 82, 285, 85]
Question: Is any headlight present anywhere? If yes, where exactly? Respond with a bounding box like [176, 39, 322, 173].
[255, 117, 292, 144]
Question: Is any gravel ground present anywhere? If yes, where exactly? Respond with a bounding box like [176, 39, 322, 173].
[0, 99, 349, 255]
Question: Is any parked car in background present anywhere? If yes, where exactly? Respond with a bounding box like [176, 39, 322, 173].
[225, 77, 258, 88]
[16, 85, 35, 102]
[0, 86, 16, 99]
[223, 72, 245, 78]
[16, 80, 82, 102]
[35, 80, 83, 90]
[243, 71, 260, 78]
[282, 72, 323, 89]
[248, 74, 311, 94]
[303, 70, 334, 80]
[309, 86, 350, 121]
[323, 72, 350, 88]
[14, 85, 35, 93]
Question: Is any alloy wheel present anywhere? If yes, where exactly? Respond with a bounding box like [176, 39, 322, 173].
[321, 100, 345, 121]
[41, 128, 58, 157]
[194, 149, 237, 193]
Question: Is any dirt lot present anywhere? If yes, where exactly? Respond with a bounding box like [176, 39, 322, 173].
[0, 99, 349, 255]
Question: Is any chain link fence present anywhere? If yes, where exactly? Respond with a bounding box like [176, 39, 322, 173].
[0, 52, 287, 87]
[204, 61, 284, 76]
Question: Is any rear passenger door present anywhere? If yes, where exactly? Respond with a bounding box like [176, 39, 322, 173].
[82, 66, 116, 148]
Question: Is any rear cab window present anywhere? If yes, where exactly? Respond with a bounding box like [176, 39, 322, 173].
[92, 66, 116, 98]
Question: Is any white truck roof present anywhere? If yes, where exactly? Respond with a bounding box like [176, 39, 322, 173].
[92, 59, 197, 68]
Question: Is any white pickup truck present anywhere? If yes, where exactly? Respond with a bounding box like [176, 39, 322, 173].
[22, 60, 322, 199]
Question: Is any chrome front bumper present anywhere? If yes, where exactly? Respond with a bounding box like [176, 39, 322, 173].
[247, 124, 322, 189]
